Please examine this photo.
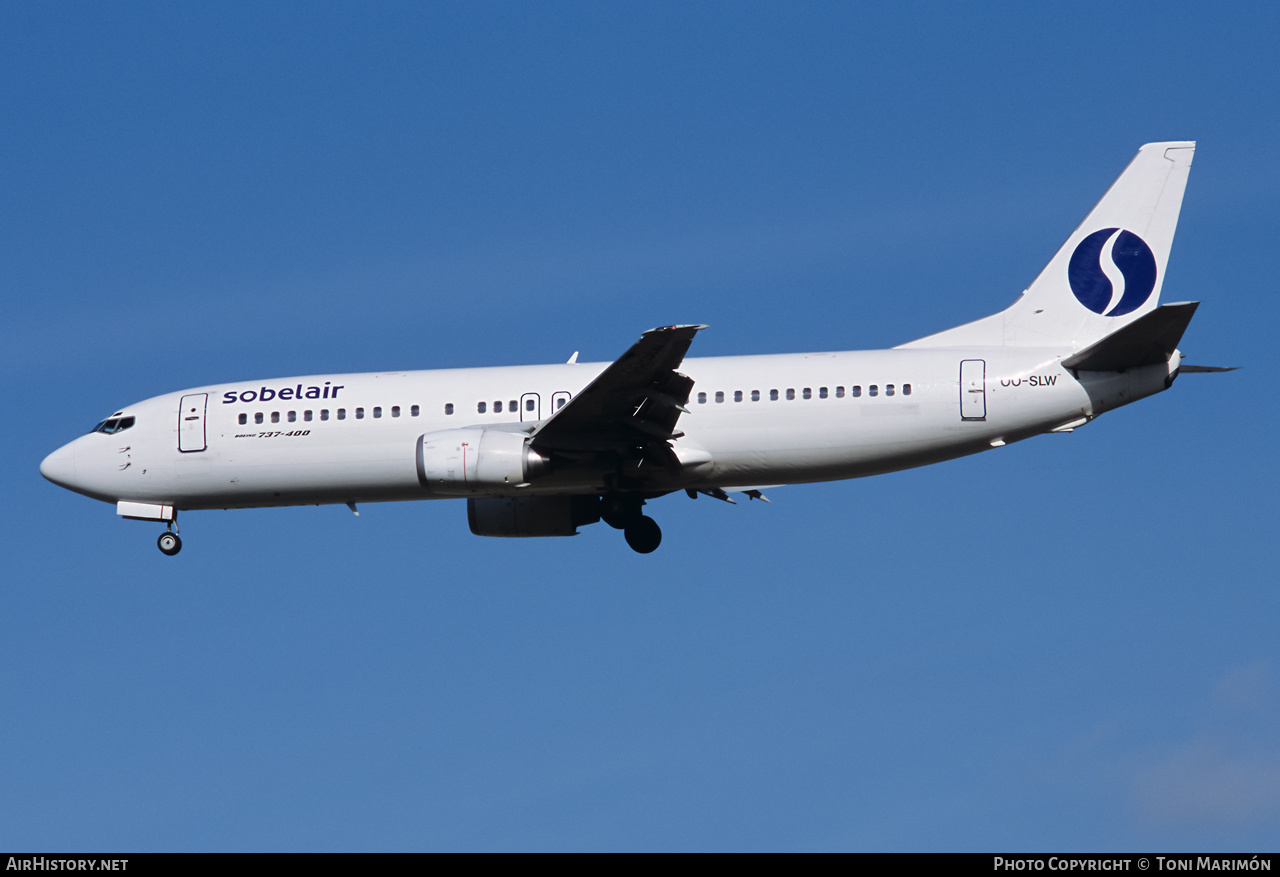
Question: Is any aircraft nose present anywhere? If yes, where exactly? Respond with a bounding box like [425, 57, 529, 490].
[40, 442, 79, 489]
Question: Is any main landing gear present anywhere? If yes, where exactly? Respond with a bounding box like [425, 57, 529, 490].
[623, 515, 662, 554]
[600, 494, 662, 554]
[157, 522, 182, 556]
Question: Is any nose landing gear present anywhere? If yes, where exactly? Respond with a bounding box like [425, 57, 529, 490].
[157, 522, 182, 556]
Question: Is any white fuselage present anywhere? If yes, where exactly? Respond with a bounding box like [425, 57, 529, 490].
[40, 346, 1177, 512]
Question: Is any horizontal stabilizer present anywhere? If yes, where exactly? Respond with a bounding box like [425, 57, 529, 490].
[1179, 364, 1239, 373]
[1062, 301, 1199, 372]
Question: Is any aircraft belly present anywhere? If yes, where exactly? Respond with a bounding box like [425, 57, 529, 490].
[687, 377, 1092, 486]
[176, 438, 425, 509]
[689, 406, 952, 485]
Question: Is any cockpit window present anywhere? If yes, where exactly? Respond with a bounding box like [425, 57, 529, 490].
[90, 416, 136, 435]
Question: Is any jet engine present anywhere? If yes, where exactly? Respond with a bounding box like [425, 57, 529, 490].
[416, 428, 550, 494]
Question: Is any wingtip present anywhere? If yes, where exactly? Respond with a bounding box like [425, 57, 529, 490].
[645, 323, 709, 335]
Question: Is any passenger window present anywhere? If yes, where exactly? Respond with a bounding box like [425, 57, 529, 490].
[852, 386, 862, 397]
[287, 411, 296, 422]
[698, 392, 707, 404]
[819, 387, 828, 399]
[715, 391, 724, 403]
[373, 407, 382, 418]
[238, 413, 247, 425]
[904, 384, 912, 396]
[271, 412, 280, 423]
[886, 384, 895, 396]
[525, 399, 534, 412]
[770, 389, 779, 401]
[803, 388, 812, 400]
[355, 408, 364, 419]
[255, 413, 264, 424]
[734, 390, 743, 402]
[786, 389, 795, 400]
[556, 397, 567, 410]
[751, 390, 760, 401]
[304, 410, 313, 422]
[338, 409, 347, 420]
[869, 385, 878, 397]
[494, 401, 503, 413]
[321, 410, 329, 421]
[836, 386, 845, 398]
[391, 406, 400, 417]
[478, 402, 487, 414]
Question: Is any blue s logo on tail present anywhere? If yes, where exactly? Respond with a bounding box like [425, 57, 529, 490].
[1068, 228, 1158, 316]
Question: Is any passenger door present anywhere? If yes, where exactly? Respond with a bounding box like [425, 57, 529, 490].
[959, 360, 986, 421]
[178, 393, 208, 452]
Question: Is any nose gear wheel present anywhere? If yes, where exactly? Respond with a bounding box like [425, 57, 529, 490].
[157, 531, 182, 556]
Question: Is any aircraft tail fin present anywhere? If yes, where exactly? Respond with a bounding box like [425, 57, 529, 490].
[899, 141, 1196, 351]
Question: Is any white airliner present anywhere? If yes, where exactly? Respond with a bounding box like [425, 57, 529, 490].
[41, 141, 1230, 554]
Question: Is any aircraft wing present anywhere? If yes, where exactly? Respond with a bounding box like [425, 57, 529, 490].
[530, 324, 706, 454]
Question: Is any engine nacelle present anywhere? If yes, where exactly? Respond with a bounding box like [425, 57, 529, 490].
[416, 428, 550, 494]
[467, 495, 601, 537]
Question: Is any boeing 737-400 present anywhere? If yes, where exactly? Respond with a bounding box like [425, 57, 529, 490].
[41, 141, 1231, 554]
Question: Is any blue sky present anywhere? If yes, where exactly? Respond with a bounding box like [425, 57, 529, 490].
[4, 2, 1278, 851]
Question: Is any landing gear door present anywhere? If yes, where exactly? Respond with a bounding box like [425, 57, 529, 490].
[959, 360, 986, 421]
[520, 392, 541, 422]
[178, 393, 208, 452]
